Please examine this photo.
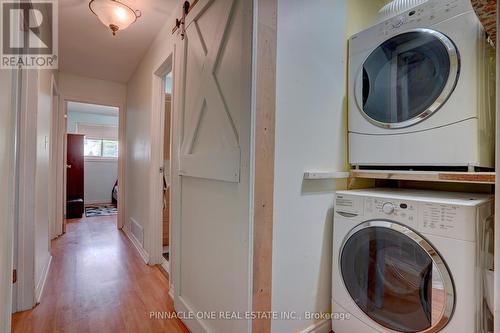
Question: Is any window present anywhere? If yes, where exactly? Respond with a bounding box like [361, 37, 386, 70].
[102, 140, 119, 157]
[165, 72, 172, 94]
[84, 138, 119, 158]
[84, 139, 102, 157]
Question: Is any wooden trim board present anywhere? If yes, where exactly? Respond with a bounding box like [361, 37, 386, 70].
[252, 0, 277, 332]
[350, 170, 495, 184]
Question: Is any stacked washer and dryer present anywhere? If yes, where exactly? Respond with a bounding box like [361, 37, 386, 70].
[334, 0, 496, 332]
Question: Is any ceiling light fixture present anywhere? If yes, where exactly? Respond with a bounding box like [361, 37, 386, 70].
[89, 0, 141, 36]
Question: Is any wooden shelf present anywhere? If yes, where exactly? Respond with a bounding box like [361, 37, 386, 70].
[350, 170, 496, 184]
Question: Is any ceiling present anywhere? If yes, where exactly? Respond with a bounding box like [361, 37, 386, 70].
[59, 0, 179, 83]
[67, 101, 119, 116]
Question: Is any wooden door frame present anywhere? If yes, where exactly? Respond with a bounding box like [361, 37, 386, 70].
[148, 54, 174, 266]
[59, 98, 126, 230]
[251, 0, 277, 332]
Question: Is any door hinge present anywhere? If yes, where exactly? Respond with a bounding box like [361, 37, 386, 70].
[13, 269, 17, 284]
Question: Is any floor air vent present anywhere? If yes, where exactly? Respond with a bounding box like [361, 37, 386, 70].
[130, 218, 144, 246]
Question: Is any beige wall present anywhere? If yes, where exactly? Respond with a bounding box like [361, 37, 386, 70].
[347, 0, 390, 36]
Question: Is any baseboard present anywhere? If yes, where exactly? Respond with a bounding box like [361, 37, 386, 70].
[85, 201, 113, 206]
[123, 226, 149, 264]
[300, 319, 331, 333]
[169, 284, 174, 299]
[161, 258, 170, 274]
[35, 255, 52, 304]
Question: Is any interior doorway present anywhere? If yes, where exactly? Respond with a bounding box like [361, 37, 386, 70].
[148, 53, 174, 271]
[64, 102, 120, 223]
[161, 72, 172, 273]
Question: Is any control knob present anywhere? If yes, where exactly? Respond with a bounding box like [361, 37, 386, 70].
[382, 202, 395, 214]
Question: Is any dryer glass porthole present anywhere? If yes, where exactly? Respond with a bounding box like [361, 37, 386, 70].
[357, 28, 460, 128]
[340, 221, 455, 333]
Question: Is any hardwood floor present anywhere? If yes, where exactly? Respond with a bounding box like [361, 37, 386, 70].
[12, 215, 189, 333]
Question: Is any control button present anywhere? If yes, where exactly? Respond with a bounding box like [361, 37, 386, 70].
[400, 203, 408, 209]
[392, 16, 405, 28]
[382, 202, 395, 214]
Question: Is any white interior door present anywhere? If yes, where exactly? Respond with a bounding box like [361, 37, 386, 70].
[170, 0, 253, 332]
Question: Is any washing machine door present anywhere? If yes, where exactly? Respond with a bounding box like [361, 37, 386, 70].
[355, 28, 460, 129]
[340, 220, 455, 333]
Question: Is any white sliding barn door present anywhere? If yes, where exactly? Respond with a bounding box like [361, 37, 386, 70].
[170, 0, 253, 332]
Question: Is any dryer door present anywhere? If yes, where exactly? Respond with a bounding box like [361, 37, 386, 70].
[356, 28, 459, 129]
[340, 220, 455, 332]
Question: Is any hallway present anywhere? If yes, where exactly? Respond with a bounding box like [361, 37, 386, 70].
[12, 216, 188, 333]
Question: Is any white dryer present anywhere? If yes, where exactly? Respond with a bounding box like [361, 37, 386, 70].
[332, 188, 493, 333]
[348, 0, 495, 169]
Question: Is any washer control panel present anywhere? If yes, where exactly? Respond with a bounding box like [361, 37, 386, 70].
[365, 197, 418, 228]
[363, 196, 476, 241]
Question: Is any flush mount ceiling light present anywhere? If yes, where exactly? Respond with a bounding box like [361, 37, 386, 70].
[89, 0, 141, 36]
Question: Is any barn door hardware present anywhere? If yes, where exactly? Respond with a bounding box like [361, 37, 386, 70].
[172, 0, 199, 39]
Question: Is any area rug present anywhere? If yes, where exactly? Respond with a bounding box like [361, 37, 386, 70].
[85, 204, 118, 217]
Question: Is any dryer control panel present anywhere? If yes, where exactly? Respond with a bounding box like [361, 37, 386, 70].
[378, 0, 472, 37]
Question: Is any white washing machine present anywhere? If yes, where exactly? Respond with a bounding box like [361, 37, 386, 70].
[348, 0, 495, 169]
[332, 188, 494, 333]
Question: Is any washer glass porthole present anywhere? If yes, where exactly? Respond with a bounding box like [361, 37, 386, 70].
[357, 29, 460, 129]
[340, 221, 455, 332]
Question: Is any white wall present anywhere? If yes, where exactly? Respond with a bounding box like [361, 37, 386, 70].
[124, 3, 181, 245]
[58, 72, 127, 107]
[83, 160, 118, 204]
[67, 111, 118, 132]
[271, 1, 388, 332]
